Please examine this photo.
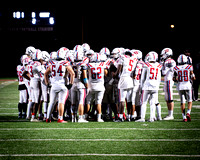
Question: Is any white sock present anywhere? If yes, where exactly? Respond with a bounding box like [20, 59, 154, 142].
[97, 114, 101, 120]
[59, 116, 63, 120]
[182, 113, 186, 119]
[27, 101, 33, 118]
[169, 110, 173, 117]
[47, 103, 53, 119]
[44, 102, 48, 113]
[156, 104, 161, 118]
[79, 115, 83, 120]
[141, 104, 147, 119]
[187, 109, 191, 114]
[119, 114, 123, 119]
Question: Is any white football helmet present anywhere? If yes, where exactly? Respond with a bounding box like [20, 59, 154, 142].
[32, 49, 42, 61]
[74, 50, 84, 62]
[148, 51, 158, 62]
[57, 47, 69, 58]
[25, 46, 36, 57]
[90, 52, 100, 62]
[100, 47, 110, 57]
[67, 50, 75, 62]
[82, 43, 90, 53]
[57, 49, 67, 60]
[100, 54, 107, 62]
[161, 48, 173, 60]
[85, 49, 94, 58]
[110, 48, 120, 59]
[41, 51, 50, 62]
[132, 50, 142, 60]
[20, 55, 28, 64]
[73, 45, 84, 53]
[177, 54, 187, 64]
[50, 51, 57, 60]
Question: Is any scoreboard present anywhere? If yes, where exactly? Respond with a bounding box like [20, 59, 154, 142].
[6, 11, 55, 31]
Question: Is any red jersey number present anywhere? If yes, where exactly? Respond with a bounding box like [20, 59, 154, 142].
[51, 65, 63, 77]
[149, 68, 158, 80]
[91, 67, 102, 79]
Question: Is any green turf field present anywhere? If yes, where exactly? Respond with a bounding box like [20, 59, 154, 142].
[0, 79, 200, 160]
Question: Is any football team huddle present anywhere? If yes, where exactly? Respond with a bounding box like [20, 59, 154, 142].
[16, 43, 196, 123]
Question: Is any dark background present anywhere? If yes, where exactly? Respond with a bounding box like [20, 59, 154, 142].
[0, 4, 200, 77]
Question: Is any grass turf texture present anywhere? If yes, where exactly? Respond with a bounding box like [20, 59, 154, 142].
[0, 79, 200, 159]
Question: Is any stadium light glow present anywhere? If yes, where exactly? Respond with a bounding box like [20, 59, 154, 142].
[171, 24, 175, 28]
[39, 12, 50, 18]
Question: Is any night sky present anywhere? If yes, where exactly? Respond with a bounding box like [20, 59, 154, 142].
[0, 4, 200, 77]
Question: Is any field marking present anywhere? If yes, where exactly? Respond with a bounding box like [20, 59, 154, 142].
[0, 153, 199, 157]
[0, 128, 200, 131]
[0, 138, 200, 142]
[0, 81, 16, 89]
[0, 108, 17, 109]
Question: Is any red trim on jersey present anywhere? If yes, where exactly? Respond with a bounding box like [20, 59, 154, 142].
[145, 62, 152, 67]
[86, 63, 93, 68]
[185, 65, 191, 70]
[49, 60, 55, 65]
[99, 62, 104, 66]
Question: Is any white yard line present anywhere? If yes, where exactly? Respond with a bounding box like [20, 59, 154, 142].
[0, 138, 199, 142]
[0, 128, 200, 131]
[0, 108, 17, 109]
[0, 153, 199, 157]
[0, 81, 15, 89]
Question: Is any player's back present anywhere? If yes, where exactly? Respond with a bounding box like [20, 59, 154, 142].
[142, 62, 162, 90]
[27, 61, 41, 81]
[17, 65, 25, 84]
[87, 62, 105, 83]
[162, 58, 176, 81]
[174, 64, 193, 90]
[133, 60, 144, 86]
[120, 55, 137, 77]
[49, 60, 69, 85]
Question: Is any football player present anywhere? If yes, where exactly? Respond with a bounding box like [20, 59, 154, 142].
[17, 55, 29, 118]
[136, 51, 162, 122]
[22, 49, 43, 122]
[173, 54, 196, 122]
[86, 53, 108, 122]
[70, 50, 89, 123]
[160, 48, 176, 120]
[131, 50, 144, 120]
[113, 51, 138, 122]
[44, 50, 75, 123]
[39, 51, 50, 120]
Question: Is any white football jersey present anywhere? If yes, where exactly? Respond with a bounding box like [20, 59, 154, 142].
[173, 64, 193, 90]
[162, 58, 176, 81]
[117, 55, 138, 89]
[118, 55, 138, 77]
[26, 61, 42, 81]
[105, 58, 115, 69]
[133, 60, 144, 86]
[87, 62, 106, 91]
[17, 65, 25, 85]
[48, 60, 70, 85]
[72, 61, 87, 89]
[141, 62, 162, 90]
